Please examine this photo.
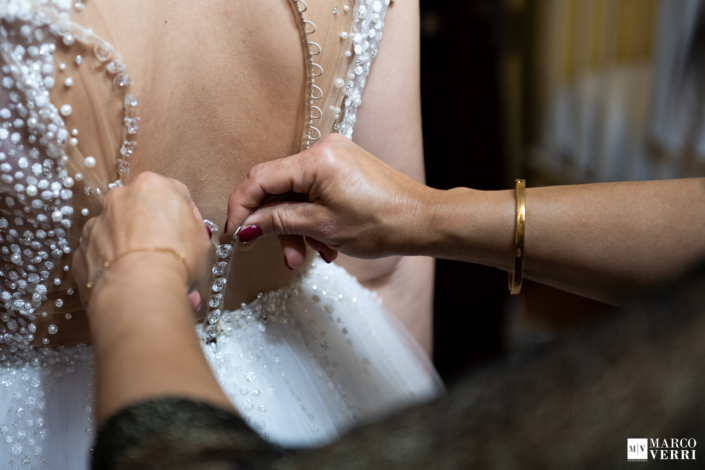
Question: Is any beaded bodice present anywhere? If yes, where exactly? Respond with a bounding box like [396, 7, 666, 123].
[0, 0, 391, 362]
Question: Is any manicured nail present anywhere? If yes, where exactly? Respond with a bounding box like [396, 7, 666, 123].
[224, 219, 229, 235]
[239, 225, 262, 243]
[206, 227, 212, 239]
[318, 251, 331, 264]
[284, 257, 293, 271]
[194, 301, 202, 313]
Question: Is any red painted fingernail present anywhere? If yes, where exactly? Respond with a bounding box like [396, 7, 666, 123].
[239, 225, 262, 243]
[224, 219, 229, 234]
[318, 251, 331, 264]
[284, 257, 293, 271]
[206, 227, 212, 239]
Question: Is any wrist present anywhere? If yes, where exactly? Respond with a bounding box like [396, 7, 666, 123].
[383, 184, 443, 256]
[415, 186, 470, 256]
[409, 186, 450, 255]
[90, 251, 189, 295]
[87, 254, 191, 333]
[417, 187, 515, 269]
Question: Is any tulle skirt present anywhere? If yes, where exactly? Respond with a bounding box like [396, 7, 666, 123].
[0, 262, 443, 469]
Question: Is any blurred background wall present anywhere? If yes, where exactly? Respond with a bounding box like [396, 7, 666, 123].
[422, 0, 705, 383]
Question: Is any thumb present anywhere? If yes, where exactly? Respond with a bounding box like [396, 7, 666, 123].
[239, 201, 330, 242]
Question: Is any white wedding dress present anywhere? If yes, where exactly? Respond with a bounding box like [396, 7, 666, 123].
[0, 0, 443, 468]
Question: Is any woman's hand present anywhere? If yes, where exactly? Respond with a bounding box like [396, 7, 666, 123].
[73, 172, 210, 310]
[72, 172, 233, 424]
[226, 134, 438, 268]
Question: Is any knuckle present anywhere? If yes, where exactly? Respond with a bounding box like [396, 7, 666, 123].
[171, 178, 188, 194]
[310, 210, 333, 241]
[310, 143, 339, 169]
[247, 163, 267, 181]
[270, 209, 289, 236]
[133, 170, 153, 185]
[102, 186, 120, 206]
[227, 190, 239, 209]
[133, 171, 162, 190]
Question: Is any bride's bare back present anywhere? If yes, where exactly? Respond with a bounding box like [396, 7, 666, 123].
[106, 0, 312, 300]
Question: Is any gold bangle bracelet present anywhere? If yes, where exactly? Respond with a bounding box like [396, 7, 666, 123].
[508, 179, 526, 295]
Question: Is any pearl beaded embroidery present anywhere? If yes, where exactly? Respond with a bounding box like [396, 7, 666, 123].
[337, 0, 390, 139]
[0, 0, 139, 357]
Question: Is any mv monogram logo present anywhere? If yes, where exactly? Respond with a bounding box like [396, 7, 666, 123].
[628, 439, 648, 462]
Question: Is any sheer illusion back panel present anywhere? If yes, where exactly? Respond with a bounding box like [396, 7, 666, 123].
[32, 14, 127, 344]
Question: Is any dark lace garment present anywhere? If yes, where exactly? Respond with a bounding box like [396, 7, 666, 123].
[94, 263, 705, 470]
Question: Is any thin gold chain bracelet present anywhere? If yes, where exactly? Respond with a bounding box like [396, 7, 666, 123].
[86, 247, 189, 290]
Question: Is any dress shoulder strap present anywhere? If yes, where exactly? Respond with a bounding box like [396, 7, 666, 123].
[293, 0, 392, 148]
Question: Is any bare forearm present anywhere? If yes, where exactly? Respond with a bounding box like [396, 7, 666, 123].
[524, 179, 705, 303]
[420, 179, 705, 305]
[89, 263, 233, 424]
